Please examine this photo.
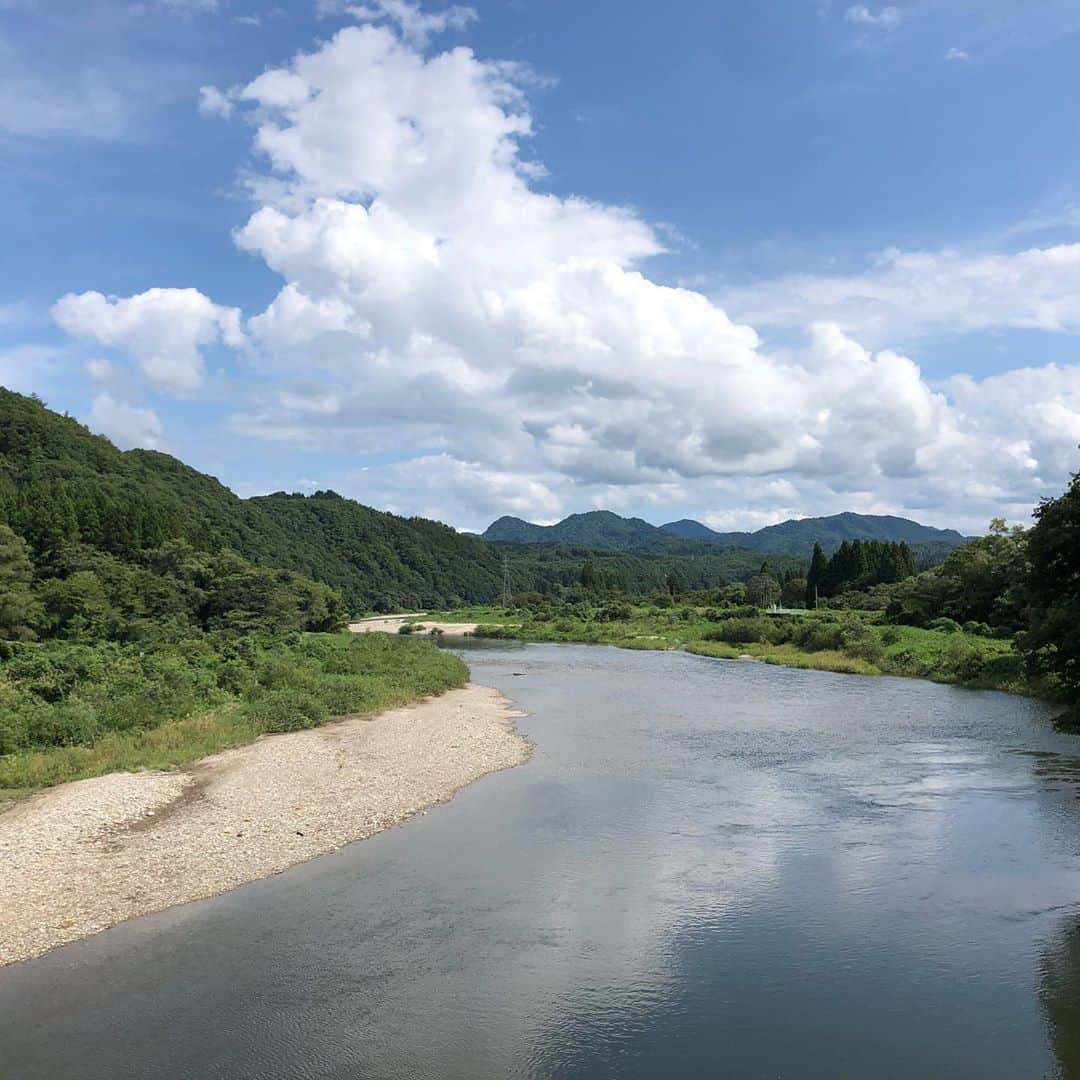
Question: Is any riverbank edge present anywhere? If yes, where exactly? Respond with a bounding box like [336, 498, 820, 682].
[462, 622, 1060, 704]
[0, 682, 531, 968]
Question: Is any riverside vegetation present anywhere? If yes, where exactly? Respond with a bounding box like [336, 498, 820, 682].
[2, 384, 1078, 800]
[429, 477, 1080, 722]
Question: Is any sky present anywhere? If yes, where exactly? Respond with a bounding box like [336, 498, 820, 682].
[2, 0, 1080, 534]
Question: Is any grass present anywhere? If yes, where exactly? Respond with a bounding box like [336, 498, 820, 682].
[686, 640, 881, 676]
[432, 601, 1045, 696]
[0, 632, 468, 799]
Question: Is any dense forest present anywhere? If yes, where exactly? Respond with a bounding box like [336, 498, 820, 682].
[805, 539, 919, 603]
[0, 389, 808, 613]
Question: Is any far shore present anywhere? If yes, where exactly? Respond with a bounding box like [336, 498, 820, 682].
[0, 683, 529, 968]
[348, 615, 483, 636]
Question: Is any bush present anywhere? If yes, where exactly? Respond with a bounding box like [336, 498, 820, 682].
[792, 621, 845, 652]
[310, 674, 381, 715]
[881, 626, 902, 646]
[928, 617, 961, 634]
[255, 657, 317, 691]
[26, 698, 100, 748]
[839, 620, 884, 666]
[946, 637, 986, 682]
[889, 648, 919, 673]
[244, 689, 329, 733]
[963, 621, 991, 637]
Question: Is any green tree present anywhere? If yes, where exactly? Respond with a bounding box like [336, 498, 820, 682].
[0, 524, 41, 640]
[1021, 474, 1080, 710]
[747, 572, 781, 609]
[781, 576, 808, 608]
[805, 542, 827, 607]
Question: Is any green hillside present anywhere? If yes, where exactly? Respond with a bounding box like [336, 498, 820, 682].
[0, 389, 806, 613]
[484, 510, 661, 548]
[695, 511, 967, 555]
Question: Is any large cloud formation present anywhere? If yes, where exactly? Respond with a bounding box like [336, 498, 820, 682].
[53, 5, 1080, 530]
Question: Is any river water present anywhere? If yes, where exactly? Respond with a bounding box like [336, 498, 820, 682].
[2, 643, 1080, 1078]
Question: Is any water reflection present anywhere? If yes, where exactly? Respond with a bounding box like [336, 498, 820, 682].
[1042, 915, 1080, 1079]
[0, 644, 1077, 1079]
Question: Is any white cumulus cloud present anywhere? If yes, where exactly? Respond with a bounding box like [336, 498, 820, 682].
[52, 287, 244, 396]
[49, 13, 1080, 531]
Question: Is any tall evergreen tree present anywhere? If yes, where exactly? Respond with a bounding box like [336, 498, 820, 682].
[806, 542, 827, 606]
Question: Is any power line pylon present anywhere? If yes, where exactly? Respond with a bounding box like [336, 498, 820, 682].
[501, 554, 513, 609]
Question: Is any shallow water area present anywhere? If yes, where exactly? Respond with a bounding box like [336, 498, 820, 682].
[2, 643, 1079, 1079]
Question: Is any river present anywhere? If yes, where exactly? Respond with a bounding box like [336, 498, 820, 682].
[2, 643, 1079, 1078]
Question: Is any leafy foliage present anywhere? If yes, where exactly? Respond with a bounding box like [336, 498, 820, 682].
[0, 633, 467, 788]
[1021, 474, 1080, 711]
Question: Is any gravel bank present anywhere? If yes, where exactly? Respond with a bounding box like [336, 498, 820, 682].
[348, 616, 483, 635]
[0, 683, 529, 967]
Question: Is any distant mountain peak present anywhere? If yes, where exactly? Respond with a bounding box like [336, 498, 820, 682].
[484, 509, 966, 555]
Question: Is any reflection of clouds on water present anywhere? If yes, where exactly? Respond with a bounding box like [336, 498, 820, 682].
[5, 644, 1080, 1080]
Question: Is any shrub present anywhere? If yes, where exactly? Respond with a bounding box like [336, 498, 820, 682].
[26, 698, 100, 748]
[928, 617, 961, 634]
[840, 621, 884, 666]
[881, 626, 902, 646]
[792, 621, 845, 652]
[255, 657, 317, 691]
[311, 675, 381, 715]
[244, 689, 329, 733]
[963, 621, 991, 637]
[946, 637, 986, 682]
[889, 648, 920, 673]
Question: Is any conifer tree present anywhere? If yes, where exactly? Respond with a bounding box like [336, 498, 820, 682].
[805, 542, 827, 607]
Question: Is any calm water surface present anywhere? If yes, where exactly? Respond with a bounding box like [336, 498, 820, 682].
[3, 643, 1080, 1078]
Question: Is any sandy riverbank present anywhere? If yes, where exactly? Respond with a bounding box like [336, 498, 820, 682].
[348, 615, 483, 635]
[0, 684, 529, 967]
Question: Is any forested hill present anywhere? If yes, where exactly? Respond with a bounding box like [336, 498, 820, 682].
[0, 389, 804, 611]
[0, 388, 509, 612]
[483, 511, 660, 548]
[486, 509, 967, 556]
[673, 512, 968, 555]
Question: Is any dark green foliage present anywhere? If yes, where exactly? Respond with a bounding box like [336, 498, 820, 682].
[0, 633, 467, 760]
[485, 510, 660, 547]
[243, 690, 329, 733]
[813, 539, 918, 598]
[0, 389, 807, 612]
[0, 524, 42, 640]
[879, 520, 1029, 631]
[1021, 473, 1080, 709]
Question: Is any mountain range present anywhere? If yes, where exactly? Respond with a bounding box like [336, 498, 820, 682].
[0, 389, 812, 611]
[482, 510, 967, 556]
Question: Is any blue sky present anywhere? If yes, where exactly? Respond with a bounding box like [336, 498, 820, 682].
[3, 0, 1080, 532]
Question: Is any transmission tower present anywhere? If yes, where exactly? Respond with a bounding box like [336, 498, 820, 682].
[501, 554, 513, 609]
